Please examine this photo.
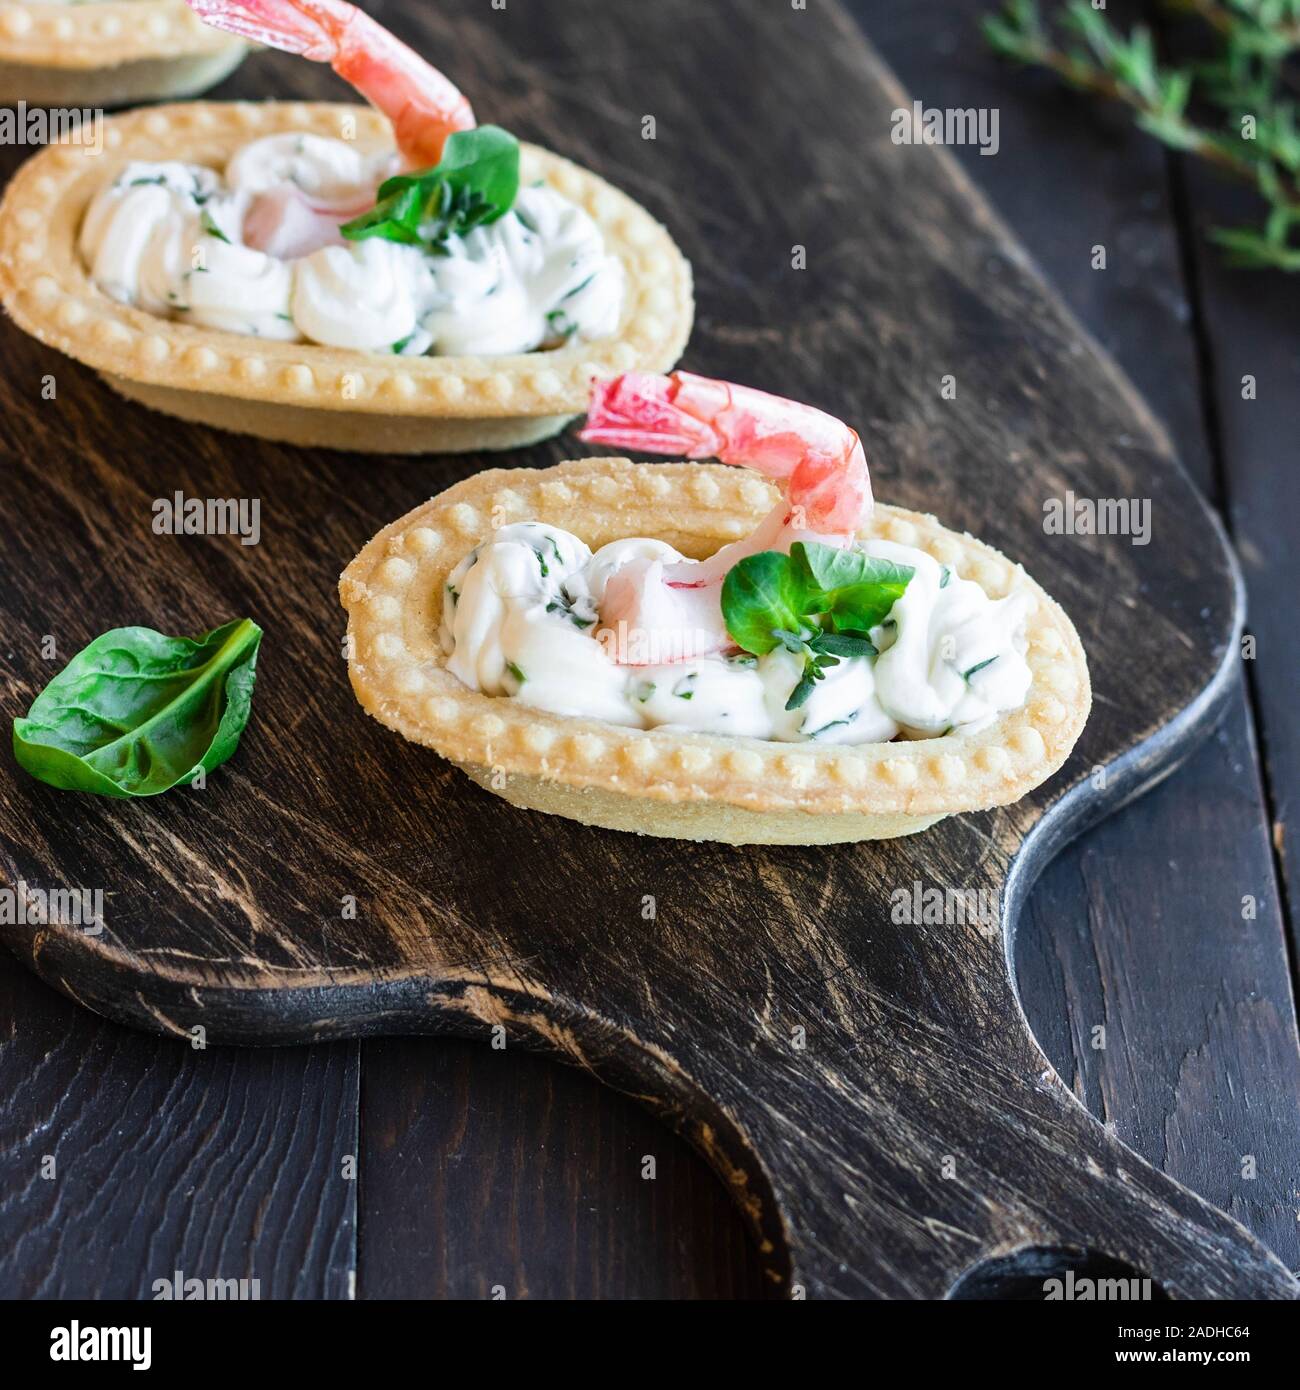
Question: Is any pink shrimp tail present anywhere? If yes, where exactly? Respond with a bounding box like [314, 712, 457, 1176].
[583, 372, 876, 664]
[581, 371, 873, 535]
[186, 0, 475, 168]
[582, 373, 726, 459]
[188, 0, 333, 55]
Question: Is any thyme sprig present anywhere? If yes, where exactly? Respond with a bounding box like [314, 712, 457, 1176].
[983, 0, 1300, 269]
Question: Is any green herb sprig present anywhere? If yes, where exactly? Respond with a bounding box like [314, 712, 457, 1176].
[341, 126, 521, 253]
[721, 542, 913, 711]
[984, 0, 1300, 269]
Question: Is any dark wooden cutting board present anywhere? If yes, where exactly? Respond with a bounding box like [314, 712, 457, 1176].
[0, 0, 1293, 1298]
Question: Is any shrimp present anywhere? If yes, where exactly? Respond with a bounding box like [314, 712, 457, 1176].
[188, 0, 475, 169]
[187, 0, 476, 255]
[579, 372, 874, 665]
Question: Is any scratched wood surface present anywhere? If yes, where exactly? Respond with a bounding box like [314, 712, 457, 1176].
[857, 0, 1300, 1277]
[0, 0, 1296, 1298]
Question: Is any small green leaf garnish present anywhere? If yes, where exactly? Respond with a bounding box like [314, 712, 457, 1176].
[506, 661, 526, 685]
[673, 674, 698, 700]
[341, 126, 520, 252]
[633, 679, 656, 703]
[940, 565, 952, 588]
[786, 669, 818, 711]
[812, 632, 878, 660]
[791, 542, 914, 633]
[720, 542, 911, 711]
[720, 552, 807, 656]
[13, 619, 262, 798]
[962, 656, 998, 682]
[780, 632, 872, 712]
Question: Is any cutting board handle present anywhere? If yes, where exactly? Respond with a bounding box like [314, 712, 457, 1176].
[423, 941, 1295, 1300]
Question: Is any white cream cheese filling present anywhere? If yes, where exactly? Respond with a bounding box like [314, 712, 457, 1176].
[440, 523, 1033, 745]
[79, 134, 626, 357]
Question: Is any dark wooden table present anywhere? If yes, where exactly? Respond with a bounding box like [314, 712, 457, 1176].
[0, 0, 1296, 1298]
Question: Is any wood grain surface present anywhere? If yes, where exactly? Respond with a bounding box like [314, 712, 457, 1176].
[0, 0, 1296, 1298]
[359, 0, 1300, 1296]
[859, 0, 1300, 1278]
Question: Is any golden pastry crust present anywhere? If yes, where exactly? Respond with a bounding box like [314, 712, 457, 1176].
[0, 102, 694, 452]
[0, 3, 245, 105]
[339, 458, 1092, 845]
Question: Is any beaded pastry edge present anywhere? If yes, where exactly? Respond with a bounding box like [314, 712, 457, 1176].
[0, 103, 694, 423]
[0, 1, 239, 67]
[340, 458, 1091, 835]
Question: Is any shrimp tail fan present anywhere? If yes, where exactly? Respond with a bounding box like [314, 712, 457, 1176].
[581, 373, 724, 459]
[186, 0, 334, 59]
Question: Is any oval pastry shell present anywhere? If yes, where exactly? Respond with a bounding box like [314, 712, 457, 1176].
[0, 3, 245, 105]
[0, 102, 694, 451]
[339, 458, 1092, 844]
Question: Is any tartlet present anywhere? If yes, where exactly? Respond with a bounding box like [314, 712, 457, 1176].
[339, 457, 1091, 846]
[0, 2, 245, 106]
[0, 102, 693, 452]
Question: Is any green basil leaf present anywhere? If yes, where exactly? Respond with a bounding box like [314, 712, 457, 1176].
[400, 124, 519, 221]
[342, 125, 520, 247]
[339, 182, 427, 244]
[723, 542, 912, 668]
[791, 541, 914, 632]
[721, 552, 807, 655]
[793, 540, 876, 592]
[13, 619, 262, 798]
